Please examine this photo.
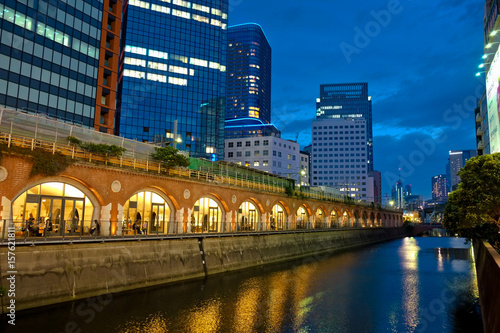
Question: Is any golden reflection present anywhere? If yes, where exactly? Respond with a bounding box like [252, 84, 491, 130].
[469, 246, 480, 299]
[119, 313, 169, 333]
[399, 237, 420, 331]
[185, 299, 222, 333]
[267, 271, 290, 332]
[233, 278, 262, 333]
[290, 264, 316, 330]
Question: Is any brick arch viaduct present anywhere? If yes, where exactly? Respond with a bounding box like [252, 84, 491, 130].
[0, 155, 403, 236]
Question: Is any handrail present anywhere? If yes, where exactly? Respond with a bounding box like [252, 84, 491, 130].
[0, 132, 400, 211]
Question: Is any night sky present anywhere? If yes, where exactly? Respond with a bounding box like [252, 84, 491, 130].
[228, 0, 484, 200]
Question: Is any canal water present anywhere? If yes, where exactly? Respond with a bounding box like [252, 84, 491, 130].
[7, 237, 482, 333]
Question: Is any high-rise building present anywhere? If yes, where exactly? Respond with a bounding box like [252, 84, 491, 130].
[431, 174, 448, 202]
[300, 151, 310, 186]
[116, 0, 228, 160]
[404, 184, 412, 197]
[224, 136, 301, 183]
[368, 170, 381, 204]
[0, 0, 122, 133]
[448, 149, 477, 191]
[475, 90, 490, 155]
[226, 23, 271, 124]
[311, 118, 371, 201]
[316, 83, 373, 170]
[483, 0, 500, 153]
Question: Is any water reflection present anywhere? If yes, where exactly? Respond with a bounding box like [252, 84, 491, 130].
[399, 237, 420, 332]
[9, 237, 482, 333]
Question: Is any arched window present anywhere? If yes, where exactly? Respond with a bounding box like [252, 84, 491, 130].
[270, 203, 286, 230]
[191, 197, 222, 233]
[342, 211, 350, 227]
[315, 208, 325, 229]
[237, 201, 259, 231]
[296, 206, 308, 229]
[330, 210, 338, 228]
[12, 182, 94, 237]
[122, 191, 172, 235]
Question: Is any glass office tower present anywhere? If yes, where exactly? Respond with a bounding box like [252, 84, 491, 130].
[316, 83, 373, 170]
[226, 23, 271, 124]
[117, 0, 228, 160]
[0, 0, 121, 133]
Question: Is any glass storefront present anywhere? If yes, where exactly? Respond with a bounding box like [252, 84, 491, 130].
[296, 206, 308, 230]
[331, 210, 338, 228]
[237, 201, 259, 231]
[270, 204, 286, 230]
[12, 182, 94, 237]
[190, 197, 223, 233]
[315, 209, 325, 229]
[122, 191, 172, 235]
[342, 211, 350, 227]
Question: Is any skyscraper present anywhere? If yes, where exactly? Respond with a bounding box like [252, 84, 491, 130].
[316, 83, 373, 170]
[116, 0, 228, 160]
[311, 118, 372, 201]
[431, 174, 448, 202]
[0, 0, 122, 133]
[448, 149, 477, 191]
[226, 23, 271, 124]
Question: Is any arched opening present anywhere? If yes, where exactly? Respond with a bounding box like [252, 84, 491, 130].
[191, 197, 223, 233]
[330, 209, 339, 228]
[370, 212, 375, 227]
[315, 208, 326, 229]
[342, 210, 350, 227]
[122, 190, 173, 235]
[12, 182, 95, 237]
[237, 201, 260, 231]
[296, 206, 308, 229]
[354, 212, 361, 227]
[270, 203, 286, 230]
[362, 212, 368, 227]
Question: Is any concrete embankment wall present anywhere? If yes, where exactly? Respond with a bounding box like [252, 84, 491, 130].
[0, 228, 406, 312]
[473, 240, 500, 333]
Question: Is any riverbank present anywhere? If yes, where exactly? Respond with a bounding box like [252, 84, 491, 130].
[0, 228, 406, 312]
[473, 239, 500, 333]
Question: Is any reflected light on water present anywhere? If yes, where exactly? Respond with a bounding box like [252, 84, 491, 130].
[232, 278, 262, 333]
[437, 248, 444, 272]
[184, 299, 222, 333]
[291, 264, 316, 330]
[267, 271, 290, 332]
[118, 313, 169, 333]
[399, 237, 420, 331]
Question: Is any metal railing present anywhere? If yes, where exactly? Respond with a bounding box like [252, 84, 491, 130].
[0, 106, 401, 210]
[0, 132, 287, 194]
[0, 218, 387, 244]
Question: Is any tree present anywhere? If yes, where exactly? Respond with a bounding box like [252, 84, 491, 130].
[151, 146, 190, 168]
[443, 153, 500, 247]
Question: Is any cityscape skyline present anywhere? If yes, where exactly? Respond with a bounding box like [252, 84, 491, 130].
[229, 0, 482, 199]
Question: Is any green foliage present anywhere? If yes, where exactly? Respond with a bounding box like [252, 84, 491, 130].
[30, 149, 71, 177]
[443, 153, 500, 247]
[284, 184, 295, 197]
[67, 136, 81, 145]
[79, 143, 126, 158]
[151, 146, 190, 168]
[0, 143, 72, 177]
[67, 136, 126, 158]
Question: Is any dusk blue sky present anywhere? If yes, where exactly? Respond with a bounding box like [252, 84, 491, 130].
[229, 0, 484, 201]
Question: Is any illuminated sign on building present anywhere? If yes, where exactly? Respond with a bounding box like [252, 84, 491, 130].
[486, 47, 500, 153]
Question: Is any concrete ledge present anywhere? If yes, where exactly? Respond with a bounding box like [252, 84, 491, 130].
[0, 228, 406, 312]
[473, 239, 500, 333]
